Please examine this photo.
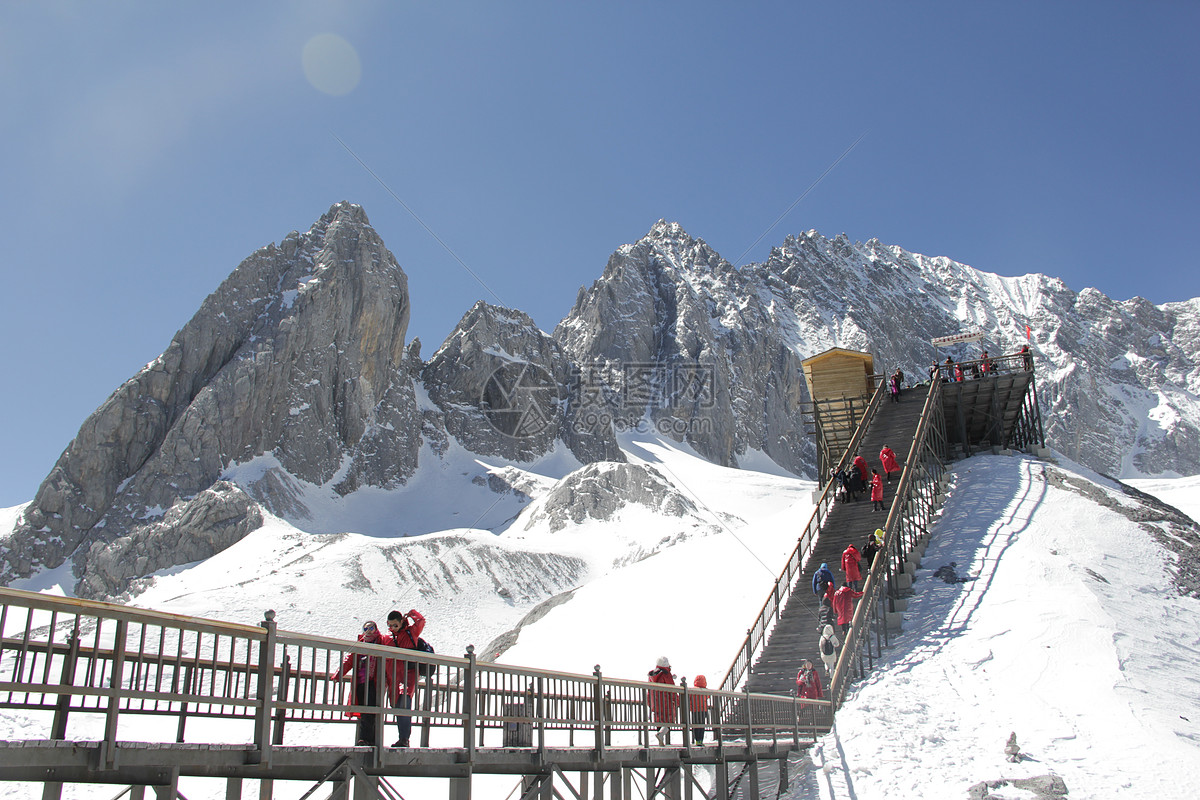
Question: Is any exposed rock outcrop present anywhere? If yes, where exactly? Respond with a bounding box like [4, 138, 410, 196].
[555, 221, 809, 474]
[80, 481, 263, 598]
[522, 462, 699, 533]
[3, 202, 419, 592]
[423, 302, 621, 465]
[557, 221, 1200, 479]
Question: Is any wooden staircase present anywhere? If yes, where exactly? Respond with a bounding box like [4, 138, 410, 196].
[744, 392, 926, 695]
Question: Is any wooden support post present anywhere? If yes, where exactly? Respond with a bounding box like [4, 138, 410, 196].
[103, 619, 128, 769]
[593, 665, 606, 758]
[714, 761, 729, 800]
[225, 777, 243, 800]
[536, 677, 546, 759]
[152, 770, 179, 800]
[272, 654, 290, 746]
[253, 610, 278, 766]
[464, 645, 477, 759]
[450, 775, 472, 800]
[50, 627, 79, 740]
[330, 763, 350, 800]
[353, 772, 379, 800]
[666, 767, 681, 800]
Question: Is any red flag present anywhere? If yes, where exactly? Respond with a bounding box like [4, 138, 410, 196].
[1025, 325, 1031, 341]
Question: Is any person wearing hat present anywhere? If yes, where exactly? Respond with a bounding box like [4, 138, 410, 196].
[689, 674, 710, 745]
[330, 620, 386, 746]
[861, 532, 881, 571]
[833, 583, 865, 636]
[879, 444, 900, 484]
[648, 657, 678, 745]
[1020, 344, 1033, 371]
[795, 659, 823, 700]
[818, 625, 840, 677]
[869, 468, 885, 512]
[841, 543, 863, 591]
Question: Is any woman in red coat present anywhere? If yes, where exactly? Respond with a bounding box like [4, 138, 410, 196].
[648, 657, 679, 745]
[832, 584, 865, 636]
[330, 620, 386, 746]
[796, 660, 823, 699]
[870, 469, 885, 513]
[841, 543, 862, 591]
[384, 608, 426, 747]
[879, 445, 900, 483]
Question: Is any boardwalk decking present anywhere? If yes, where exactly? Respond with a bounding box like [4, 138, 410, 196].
[745, 391, 926, 695]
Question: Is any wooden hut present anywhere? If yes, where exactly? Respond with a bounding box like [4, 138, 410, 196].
[801, 348, 877, 481]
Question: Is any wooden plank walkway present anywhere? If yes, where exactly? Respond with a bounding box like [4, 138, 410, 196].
[746, 391, 926, 695]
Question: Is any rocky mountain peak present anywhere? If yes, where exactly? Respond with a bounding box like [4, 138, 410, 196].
[3, 203, 1198, 600]
[3, 202, 420, 595]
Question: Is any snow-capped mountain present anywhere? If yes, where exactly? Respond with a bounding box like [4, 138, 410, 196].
[558, 220, 1200, 480]
[2, 204, 1197, 598]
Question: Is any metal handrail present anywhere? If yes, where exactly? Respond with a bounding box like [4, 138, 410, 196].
[717, 375, 889, 696]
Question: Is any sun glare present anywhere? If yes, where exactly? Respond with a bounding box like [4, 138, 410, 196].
[302, 33, 362, 96]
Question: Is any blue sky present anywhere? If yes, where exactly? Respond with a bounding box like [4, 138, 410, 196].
[1, 1, 1197, 506]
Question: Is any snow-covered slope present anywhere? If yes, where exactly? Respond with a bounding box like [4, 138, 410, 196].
[497, 453, 1200, 799]
[10, 435, 815, 661]
[3, 444, 1200, 798]
[787, 455, 1200, 799]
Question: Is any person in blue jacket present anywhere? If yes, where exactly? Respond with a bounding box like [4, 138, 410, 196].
[812, 563, 834, 595]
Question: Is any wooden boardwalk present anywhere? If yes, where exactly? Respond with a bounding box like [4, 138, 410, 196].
[745, 391, 926, 695]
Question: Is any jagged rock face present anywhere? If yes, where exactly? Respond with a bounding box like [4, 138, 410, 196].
[555, 221, 810, 474]
[558, 221, 1199, 479]
[4, 208, 1197, 599]
[423, 301, 622, 464]
[79, 481, 263, 599]
[760, 232, 1200, 477]
[522, 462, 699, 533]
[3, 202, 420, 590]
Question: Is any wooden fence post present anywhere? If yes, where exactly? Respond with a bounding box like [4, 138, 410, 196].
[252, 610, 277, 765]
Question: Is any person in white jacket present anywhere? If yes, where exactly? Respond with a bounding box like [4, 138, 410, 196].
[818, 625, 840, 677]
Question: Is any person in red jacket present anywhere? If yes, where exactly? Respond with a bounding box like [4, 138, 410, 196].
[648, 657, 679, 745]
[833, 583, 865, 636]
[384, 608, 427, 748]
[870, 468, 885, 512]
[795, 660, 823, 699]
[689, 674, 710, 745]
[822, 579, 838, 631]
[879, 445, 900, 484]
[852, 454, 869, 486]
[841, 543, 862, 591]
[330, 620, 386, 746]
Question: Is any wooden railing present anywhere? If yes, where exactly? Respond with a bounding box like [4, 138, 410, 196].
[717, 375, 889, 696]
[0, 587, 830, 762]
[828, 378, 948, 706]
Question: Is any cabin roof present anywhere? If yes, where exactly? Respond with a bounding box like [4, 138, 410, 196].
[801, 347, 874, 370]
